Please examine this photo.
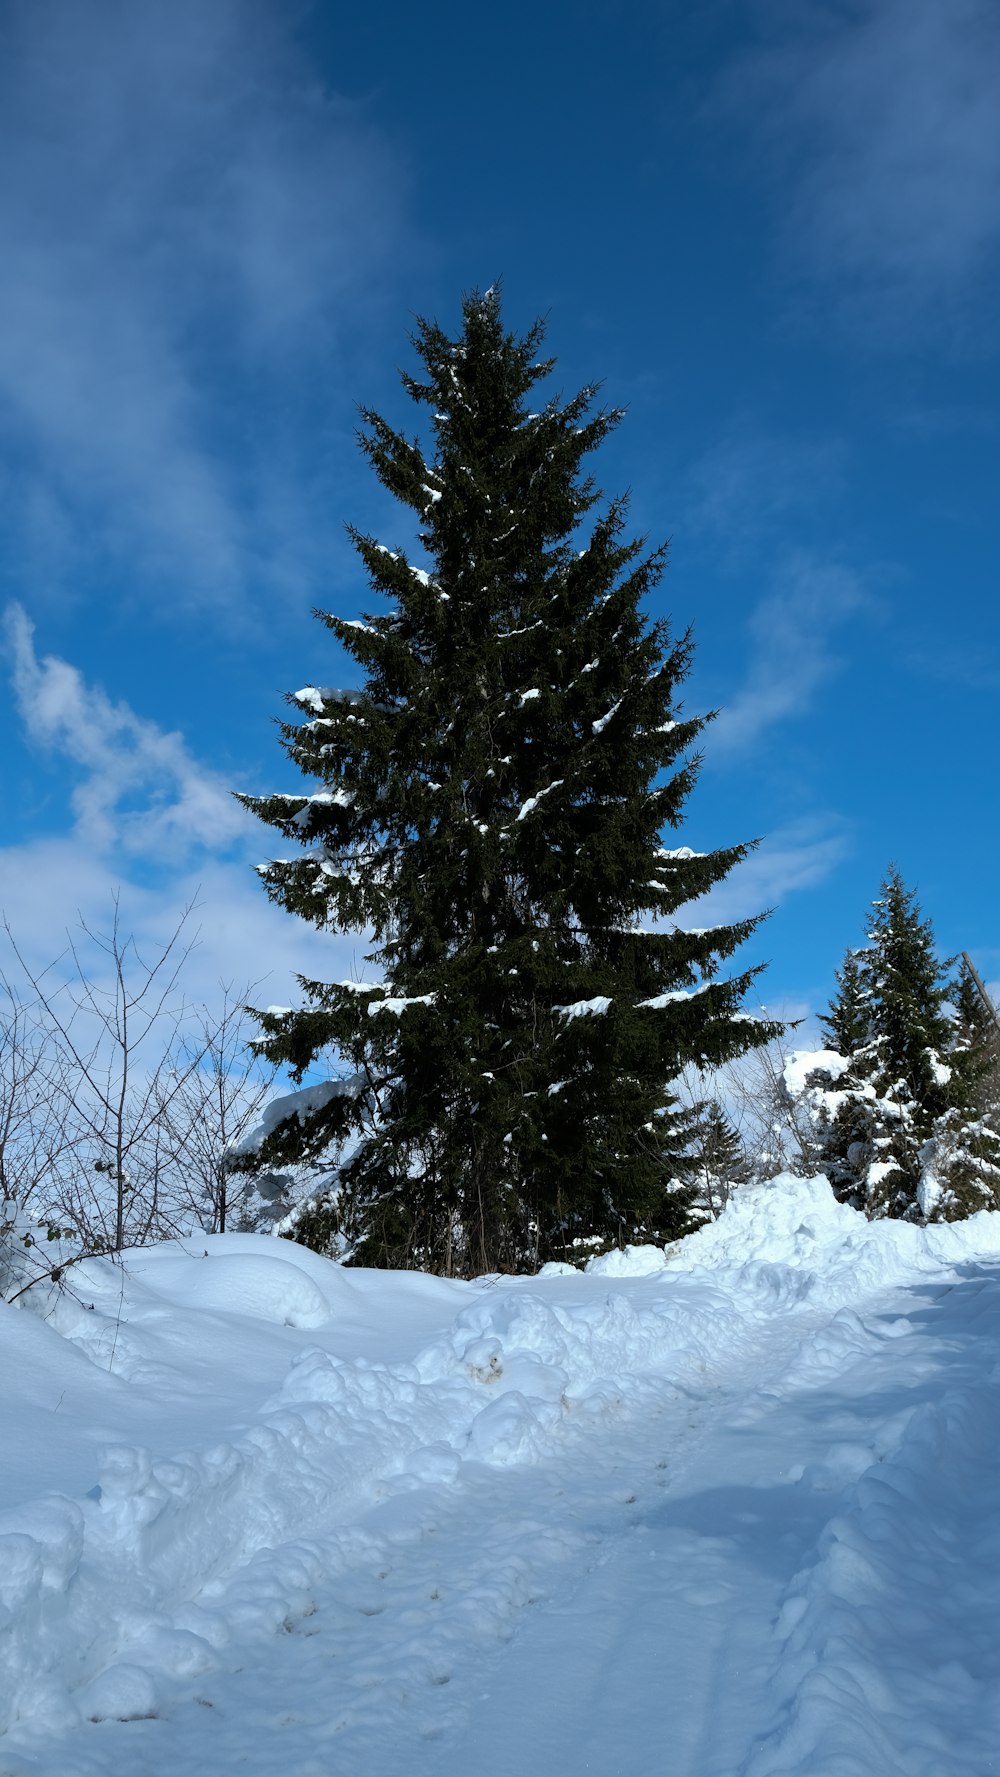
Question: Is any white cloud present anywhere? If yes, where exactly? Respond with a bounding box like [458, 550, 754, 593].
[717, 0, 1000, 338]
[685, 428, 847, 559]
[0, 0, 406, 612]
[710, 551, 873, 753]
[5, 603, 246, 859]
[0, 607, 362, 1020]
[677, 817, 851, 931]
[0, 835, 360, 1023]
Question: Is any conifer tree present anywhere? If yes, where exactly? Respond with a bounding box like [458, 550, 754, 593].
[950, 960, 1000, 1118]
[922, 961, 1000, 1217]
[688, 1099, 749, 1221]
[819, 948, 869, 1056]
[241, 289, 781, 1273]
[811, 869, 999, 1220]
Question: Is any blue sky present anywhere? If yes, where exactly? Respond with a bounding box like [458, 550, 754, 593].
[1, 0, 997, 1033]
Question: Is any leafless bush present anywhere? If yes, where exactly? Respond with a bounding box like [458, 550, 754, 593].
[1, 902, 275, 1260]
[157, 987, 276, 1233]
[686, 1031, 829, 1196]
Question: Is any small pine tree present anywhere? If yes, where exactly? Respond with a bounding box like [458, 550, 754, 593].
[811, 871, 998, 1220]
[950, 960, 1000, 1118]
[687, 1099, 749, 1221]
[918, 961, 1000, 1218]
[819, 949, 870, 1056]
[241, 289, 782, 1274]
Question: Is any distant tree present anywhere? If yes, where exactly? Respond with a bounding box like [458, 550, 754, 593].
[241, 288, 782, 1274]
[950, 959, 1000, 1119]
[687, 1098, 750, 1221]
[918, 959, 1000, 1217]
[796, 870, 1000, 1220]
[1, 906, 279, 1261]
[819, 948, 869, 1057]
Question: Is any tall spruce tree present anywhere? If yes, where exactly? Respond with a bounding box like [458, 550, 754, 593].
[241, 289, 781, 1274]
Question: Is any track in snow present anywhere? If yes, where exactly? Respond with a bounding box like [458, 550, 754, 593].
[8, 1261, 1000, 1777]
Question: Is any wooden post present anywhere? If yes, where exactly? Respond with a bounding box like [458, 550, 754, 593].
[961, 952, 1000, 1036]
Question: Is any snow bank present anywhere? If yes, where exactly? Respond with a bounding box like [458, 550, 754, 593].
[672, 1170, 1000, 1303]
[585, 1242, 668, 1277]
[0, 1229, 745, 1737]
[125, 1250, 333, 1328]
[5, 1181, 1000, 1759]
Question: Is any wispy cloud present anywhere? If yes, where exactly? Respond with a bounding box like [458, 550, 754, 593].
[685, 427, 847, 564]
[0, 0, 407, 614]
[0, 835, 359, 1021]
[716, 0, 1000, 340]
[5, 602, 246, 859]
[679, 816, 852, 930]
[1, 604, 358, 1011]
[904, 642, 1000, 695]
[710, 551, 873, 753]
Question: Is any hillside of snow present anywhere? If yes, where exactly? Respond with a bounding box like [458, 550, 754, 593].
[3, 1174, 1000, 1775]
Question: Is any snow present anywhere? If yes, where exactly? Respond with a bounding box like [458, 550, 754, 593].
[368, 993, 436, 1016]
[515, 779, 563, 821]
[293, 685, 326, 713]
[584, 1243, 668, 1277]
[293, 686, 364, 711]
[292, 787, 354, 821]
[553, 995, 612, 1019]
[591, 696, 624, 734]
[5, 1176, 1000, 1773]
[235, 1079, 359, 1155]
[782, 1046, 851, 1098]
[636, 983, 711, 1010]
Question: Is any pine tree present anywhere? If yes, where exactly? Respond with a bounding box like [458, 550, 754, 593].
[813, 869, 998, 1220]
[863, 869, 953, 1112]
[241, 289, 782, 1274]
[687, 1099, 749, 1222]
[819, 948, 869, 1056]
[950, 960, 1000, 1118]
[920, 960, 1000, 1218]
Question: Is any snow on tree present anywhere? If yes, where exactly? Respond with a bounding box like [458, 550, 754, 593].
[785, 869, 1000, 1221]
[240, 289, 782, 1274]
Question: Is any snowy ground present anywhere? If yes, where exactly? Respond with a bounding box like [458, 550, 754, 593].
[3, 1176, 1000, 1776]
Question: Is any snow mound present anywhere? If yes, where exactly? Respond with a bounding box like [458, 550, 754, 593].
[132, 1252, 332, 1329]
[585, 1243, 669, 1277]
[781, 1047, 850, 1097]
[673, 1171, 1000, 1304]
